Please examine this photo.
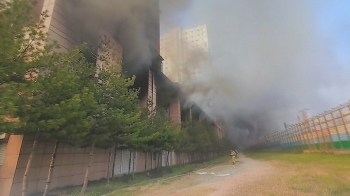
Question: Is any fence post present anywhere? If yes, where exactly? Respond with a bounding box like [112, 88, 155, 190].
[300, 123, 312, 151]
[277, 131, 282, 151]
[270, 132, 274, 151]
[281, 131, 286, 150]
[270, 132, 275, 151]
[289, 125, 299, 150]
[297, 123, 308, 150]
[290, 127, 300, 150]
[283, 128, 293, 150]
[323, 113, 336, 151]
[293, 125, 300, 150]
[293, 125, 303, 151]
[310, 118, 322, 151]
[284, 130, 289, 150]
[273, 133, 278, 150]
[305, 119, 317, 151]
[316, 116, 328, 151]
[267, 133, 271, 151]
[273, 131, 278, 151]
[279, 131, 284, 150]
[330, 108, 344, 149]
[271, 132, 275, 151]
[290, 126, 299, 150]
[304, 120, 317, 151]
[339, 106, 350, 147]
[284, 129, 289, 149]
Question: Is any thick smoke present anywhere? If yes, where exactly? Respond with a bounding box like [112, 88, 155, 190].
[61, 0, 160, 74]
[160, 0, 350, 148]
[160, 0, 192, 30]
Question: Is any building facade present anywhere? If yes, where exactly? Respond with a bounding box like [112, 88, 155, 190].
[160, 25, 210, 83]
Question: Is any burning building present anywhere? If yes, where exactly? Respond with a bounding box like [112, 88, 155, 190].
[0, 1, 224, 195]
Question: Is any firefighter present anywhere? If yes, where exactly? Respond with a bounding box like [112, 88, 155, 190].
[234, 149, 239, 158]
[230, 150, 237, 165]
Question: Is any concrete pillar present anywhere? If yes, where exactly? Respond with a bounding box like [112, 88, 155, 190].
[169, 98, 181, 125]
[0, 135, 24, 196]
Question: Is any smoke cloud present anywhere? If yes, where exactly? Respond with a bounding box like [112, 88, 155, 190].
[160, 0, 350, 148]
[61, 0, 160, 74]
[58, 0, 350, 148]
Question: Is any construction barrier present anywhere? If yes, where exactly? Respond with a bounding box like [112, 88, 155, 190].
[251, 101, 350, 153]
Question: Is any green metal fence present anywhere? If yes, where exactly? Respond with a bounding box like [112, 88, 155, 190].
[251, 101, 350, 152]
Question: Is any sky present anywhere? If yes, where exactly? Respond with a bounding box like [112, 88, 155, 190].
[160, 0, 350, 147]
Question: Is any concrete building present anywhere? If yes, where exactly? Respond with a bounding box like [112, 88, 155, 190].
[160, 25, 210, 83]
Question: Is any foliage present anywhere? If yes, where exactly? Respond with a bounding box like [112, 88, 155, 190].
[0, 0, 46, 132]
[0, 0, 96, 141]
[89, 64, 142, 149]
[17, 46, 96, 144]
[134, 107, 179, 154]
[176, 120, 227, 155]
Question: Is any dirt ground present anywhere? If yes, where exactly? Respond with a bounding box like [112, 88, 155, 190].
[125, 154, 283, 196]
[103, 153, 350, 196]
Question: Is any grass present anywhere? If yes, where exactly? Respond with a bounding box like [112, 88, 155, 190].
[50, 156, 228, 196]
[246, 152, 350, 196]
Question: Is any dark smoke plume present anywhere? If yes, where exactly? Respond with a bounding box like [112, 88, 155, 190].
[60, 0, 160, 74]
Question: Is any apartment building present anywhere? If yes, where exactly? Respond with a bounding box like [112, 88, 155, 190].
[160, 25, 210, 83]
[298, 109, 311, 122]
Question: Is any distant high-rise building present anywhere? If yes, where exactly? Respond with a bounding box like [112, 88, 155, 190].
[298, 109, 311, 122]
[160, 25, 210, 83]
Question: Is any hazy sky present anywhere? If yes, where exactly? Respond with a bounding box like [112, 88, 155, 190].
[160, 0, 350, 147]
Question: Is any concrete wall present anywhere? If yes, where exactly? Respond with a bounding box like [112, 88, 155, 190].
[0, 135, 24, 196]
[8, 138, 110, 196]
[136, 152, 159, 172]
[0, 136, 220, 196]
[0, 139, 179, 196]
[175, 152, 190, 165]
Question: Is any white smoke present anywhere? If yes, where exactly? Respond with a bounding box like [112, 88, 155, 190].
[160, 0, 350, 148]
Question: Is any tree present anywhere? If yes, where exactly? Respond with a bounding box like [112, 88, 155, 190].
[176, 120, 226, 163]
[1, 2, 99, 196]
[81, 60, 142, 192]
[0, 0, 46, 132]
[135, 106, 179, 170]
[38, 46, 97, 196]
[175, 125, 190, 165]
[101, 67, 145, 181]
[19, 46, 97, 196]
